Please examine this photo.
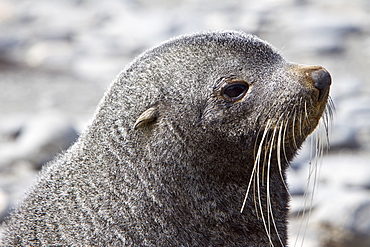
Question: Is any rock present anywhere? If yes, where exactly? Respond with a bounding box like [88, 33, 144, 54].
[0, 188, 9, 222]
[329, 123, 360, 151]
[0, 0, 15, 22]
[312, 190, 370, 247]
[0, 188, 9, 240]
[276, 7, 361, 54]
[0, 37, 21, 63]
[287, 168, 307, 197]
[0, 111, 78, 169]
[0, 115, 26, 143]
[319, 154, 370, 189]
[25, 41, 75, 70]
[302, 152, 370, 246]
[329, 95, 370, 151]
[288, 158, 323, 214]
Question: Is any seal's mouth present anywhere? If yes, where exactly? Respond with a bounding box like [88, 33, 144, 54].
[253, 65, 333, 154]
[285, 65, 332, 136]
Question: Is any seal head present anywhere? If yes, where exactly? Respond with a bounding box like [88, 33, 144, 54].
[1, 31, 331, 246]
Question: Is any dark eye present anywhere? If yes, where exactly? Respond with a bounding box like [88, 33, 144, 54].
[222, 82, 249, 101]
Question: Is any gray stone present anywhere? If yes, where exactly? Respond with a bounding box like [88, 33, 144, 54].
[319, 154, 370, 189]
[312, 190, 370, 247]
[0, 111, 78, 169]
[0, 188, 8, 222]
[329, 123, 360, 151]
[25, 41, 75, 70]
[277, 7, 361, 54]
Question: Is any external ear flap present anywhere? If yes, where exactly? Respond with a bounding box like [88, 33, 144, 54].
[133, 107, 159, 129]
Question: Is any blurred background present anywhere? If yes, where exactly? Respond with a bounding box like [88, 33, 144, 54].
[0, 0, 369, 246]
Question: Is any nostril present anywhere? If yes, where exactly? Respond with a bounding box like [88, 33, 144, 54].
[311, 69, 331, 91]
[310, 69, 331, 102]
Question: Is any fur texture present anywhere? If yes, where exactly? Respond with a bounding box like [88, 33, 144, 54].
[1, 31, 331, 246]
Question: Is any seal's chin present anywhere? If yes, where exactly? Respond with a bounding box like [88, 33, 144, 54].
[304, 116, 321, 137]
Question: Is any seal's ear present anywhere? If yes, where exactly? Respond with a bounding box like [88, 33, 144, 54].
[134, 107, 159, 129]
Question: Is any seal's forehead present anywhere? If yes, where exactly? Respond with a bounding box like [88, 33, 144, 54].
[168, 30, 256, 45]
[170, 31, 271, 48]
[161, 30, 283, 64]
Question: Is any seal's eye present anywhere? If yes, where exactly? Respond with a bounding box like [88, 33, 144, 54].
[222, 82, 249, 101]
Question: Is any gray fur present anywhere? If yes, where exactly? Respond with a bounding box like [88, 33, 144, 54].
[1, 31, 330, 246]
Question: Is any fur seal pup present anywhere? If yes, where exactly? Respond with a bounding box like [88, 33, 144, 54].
[1, 30, 332, 246]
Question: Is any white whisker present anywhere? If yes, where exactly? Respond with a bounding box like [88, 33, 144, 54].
[267, 119, 286, 246]
[293, 99, 334, 246]
[241, 119, 271, 213]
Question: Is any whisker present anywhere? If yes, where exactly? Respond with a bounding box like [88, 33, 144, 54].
[277, 117, 292, 197]
[293, 100, 334, 246]
[266, 119, 286, 247]
[291, 109, 299, 150]
[298, 98, 304, 136]
[241, 119, 271, 213]
[304, 101, 309, 121]
[256, 144, 273, 245]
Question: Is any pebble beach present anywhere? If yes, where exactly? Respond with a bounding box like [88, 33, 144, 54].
[1, 0, 370, 246]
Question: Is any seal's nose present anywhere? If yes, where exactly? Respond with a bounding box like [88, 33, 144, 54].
[310, 68, 331, 102]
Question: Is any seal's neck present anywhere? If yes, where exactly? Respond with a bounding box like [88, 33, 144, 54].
[130, 133, 291, 246]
